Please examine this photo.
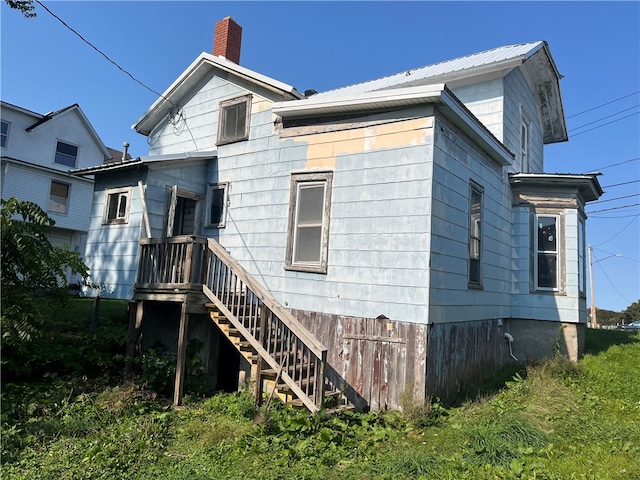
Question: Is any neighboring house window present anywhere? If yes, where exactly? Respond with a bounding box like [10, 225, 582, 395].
[520, 109, 531, 173]
[578, 217, 586, 295]
[49, 181, 70, 214]
[285, 171, 333, 274]
[103, 187, 131, 224]
[217, 95, 252, 145]
[535, 215, 559, 290]
[468, 182, 483, 287]
[54, 141, 78, 168]
[1, 121, 9, 148]
[205, 182, 228, 228]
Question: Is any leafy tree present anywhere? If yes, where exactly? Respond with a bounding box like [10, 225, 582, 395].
[4, 0, 36, 17]
[1, 198, 91, 375]
[595, 308, 620, 326]
[620, 299, 640, 324]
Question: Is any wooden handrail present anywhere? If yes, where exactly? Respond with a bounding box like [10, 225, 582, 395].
[135, 235, 329, 411]
[206, 238, 327, 356]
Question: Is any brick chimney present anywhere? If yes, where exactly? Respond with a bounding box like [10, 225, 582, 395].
[213, 17, 242, 64]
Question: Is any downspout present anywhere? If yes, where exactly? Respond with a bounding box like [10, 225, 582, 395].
[504, 332, 518, 362]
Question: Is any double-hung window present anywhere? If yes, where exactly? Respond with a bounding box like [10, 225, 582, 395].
[535, 215, 559, 290]
[285, 171, 333, 274]
[1, 121, 9, 148]
[217, 95, 252, 145]
[468, 182, 483, 287]
[205, 182, 228, 228]
[49, 181, 70, 214]
[520, 108, 531, 173]
[103, 187, 131, 225]
[54, 141, 78, 168]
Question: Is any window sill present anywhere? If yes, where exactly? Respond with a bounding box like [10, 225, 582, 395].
[284, 264, 327, 275]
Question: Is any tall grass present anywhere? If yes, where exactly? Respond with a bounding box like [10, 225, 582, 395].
[2, 327, 639, 479]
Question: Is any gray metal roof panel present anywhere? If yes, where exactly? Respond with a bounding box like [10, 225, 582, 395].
[313, 41, 545, 99]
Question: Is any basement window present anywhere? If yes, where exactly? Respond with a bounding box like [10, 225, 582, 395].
[217, 95, 252, 145]
[285, 171, 333, 274]
[103, 187, 131, 225]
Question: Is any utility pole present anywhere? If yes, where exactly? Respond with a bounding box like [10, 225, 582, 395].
[588, 244, 597, 329]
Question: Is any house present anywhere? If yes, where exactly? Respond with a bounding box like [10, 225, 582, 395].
[73, 18, 602, 411]
[1, 101, 112, 283]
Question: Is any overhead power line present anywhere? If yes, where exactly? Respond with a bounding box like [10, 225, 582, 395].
[568, 105, 639, 132]
[35, 0, 175, 107]
[603, 179, 640, 188]
[593, 193, 640, 204]
[590, 157, 640, 172]
[570, 111, 639, 137]
[591, 214, 639, 247]
[588, 203, 640, 214]
[567, 90, 640, 119]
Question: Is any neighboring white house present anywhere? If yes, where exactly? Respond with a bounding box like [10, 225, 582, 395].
[74, 18, 603, 409]
[1, 101, 111, 282]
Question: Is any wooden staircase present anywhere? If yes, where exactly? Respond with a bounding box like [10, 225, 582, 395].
[200, 239, 347, 413]
[135, 235, 349, 413]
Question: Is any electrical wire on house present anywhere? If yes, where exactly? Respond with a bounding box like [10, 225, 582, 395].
[593, 252, 634, 305]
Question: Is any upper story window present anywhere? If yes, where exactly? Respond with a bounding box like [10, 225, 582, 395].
[535, 215, 560, 291]
[205, 182, 228, 228]
[578, 217, 586, 295]
[469, 182, 483, 288]
[520, 108, 531, 173]
[1, 121, 9, 148]
[49, 180, 70, 214]
[103, 187, 131, 225]
[217, 94, 252, 146]
[54, 141, 78, 168]
[285, 171, 333, 274]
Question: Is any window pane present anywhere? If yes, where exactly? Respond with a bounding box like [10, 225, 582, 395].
[117, 195, 127, 218]
[295, 225, 322, 262]
[538, 253, 557, 289]
[55, 142, 78, 167]
[209, 187, 225, 225]
[222, 103, 246, 140]
[107, 193, 119, 219]
[297, 184, 324, 225]
[57, 142, 78, 156]
[470, 258, 480, 284]
[49, 182, 69, 213]
[1, 121, 8, 135]
[537, 217, 556, 252]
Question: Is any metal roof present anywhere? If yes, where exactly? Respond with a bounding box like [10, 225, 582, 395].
[312, 41, 548, 99]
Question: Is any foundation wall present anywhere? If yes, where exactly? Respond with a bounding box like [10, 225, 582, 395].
[508, 319, 585, 363]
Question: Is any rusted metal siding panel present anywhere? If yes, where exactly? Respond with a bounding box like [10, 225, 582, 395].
[292, 308, 427, 411]
[425, 319, 506, 403]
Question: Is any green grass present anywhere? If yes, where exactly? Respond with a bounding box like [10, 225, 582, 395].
[2, 328, 639, 479]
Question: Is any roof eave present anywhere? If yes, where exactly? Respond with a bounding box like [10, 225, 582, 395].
[509, 173, 603, 202]
[134, 53, 303, 136]
[273, 84, 513, 166]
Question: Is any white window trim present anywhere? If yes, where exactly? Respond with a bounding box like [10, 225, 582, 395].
[48, 180, 71, 215]
[285, 171, 333, 274]
[1, 120, 10, 148]
[468, 181, 483, 288]
[216, 94, 252, 146]
[534, 213, 561, 292]
[54, 140, 79, 168]
[102, 186, 132, 225]
[578, 216, 586, 296]
[205, 182, 228, 228]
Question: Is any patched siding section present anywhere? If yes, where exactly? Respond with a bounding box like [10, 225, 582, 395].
[426, 319, 506, 403]
[292, 309, 428, 411]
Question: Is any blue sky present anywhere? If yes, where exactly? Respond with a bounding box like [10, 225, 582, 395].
[2, 1, 639, 312]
